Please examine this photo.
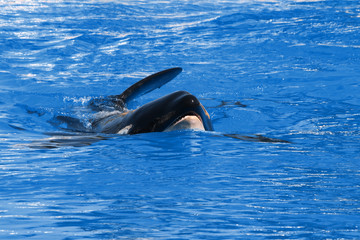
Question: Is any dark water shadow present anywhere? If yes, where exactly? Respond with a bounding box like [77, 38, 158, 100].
[222, 133, 291, 143]
[26, 132, 109, 149]
[24, 131, 291, 149]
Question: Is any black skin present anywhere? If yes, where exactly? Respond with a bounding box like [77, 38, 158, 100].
[91, 90, 213, 134]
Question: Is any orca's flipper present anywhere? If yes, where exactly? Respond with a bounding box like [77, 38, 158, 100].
[111, 67, 182, 106]
[89, 67, 182, 111]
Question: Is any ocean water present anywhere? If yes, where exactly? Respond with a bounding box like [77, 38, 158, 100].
[1, 0, 360, 239]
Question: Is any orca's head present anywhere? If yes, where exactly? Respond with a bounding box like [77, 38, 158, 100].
[123, 91, 213, 134]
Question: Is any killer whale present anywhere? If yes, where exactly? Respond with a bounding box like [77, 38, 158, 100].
[56, 67, 213, 135]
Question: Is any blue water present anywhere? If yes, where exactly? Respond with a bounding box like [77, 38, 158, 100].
[1, 0, 360, 239]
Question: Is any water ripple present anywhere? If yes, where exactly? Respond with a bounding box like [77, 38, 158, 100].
[1, 0, 360, 239]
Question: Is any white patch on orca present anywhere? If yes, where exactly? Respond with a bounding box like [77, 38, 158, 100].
[117, 124, 133, 134]
[165, 115, 205, 132]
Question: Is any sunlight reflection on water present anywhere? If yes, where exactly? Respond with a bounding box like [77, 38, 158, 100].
[1, 0, 360, 239]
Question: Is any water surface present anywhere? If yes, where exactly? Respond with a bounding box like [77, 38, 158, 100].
[1, 0, 360, 239]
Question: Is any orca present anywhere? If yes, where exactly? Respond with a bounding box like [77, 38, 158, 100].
[56, 67, 213, 135]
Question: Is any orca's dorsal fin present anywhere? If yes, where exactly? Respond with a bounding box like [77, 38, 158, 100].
[110, 67, 182, 107]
